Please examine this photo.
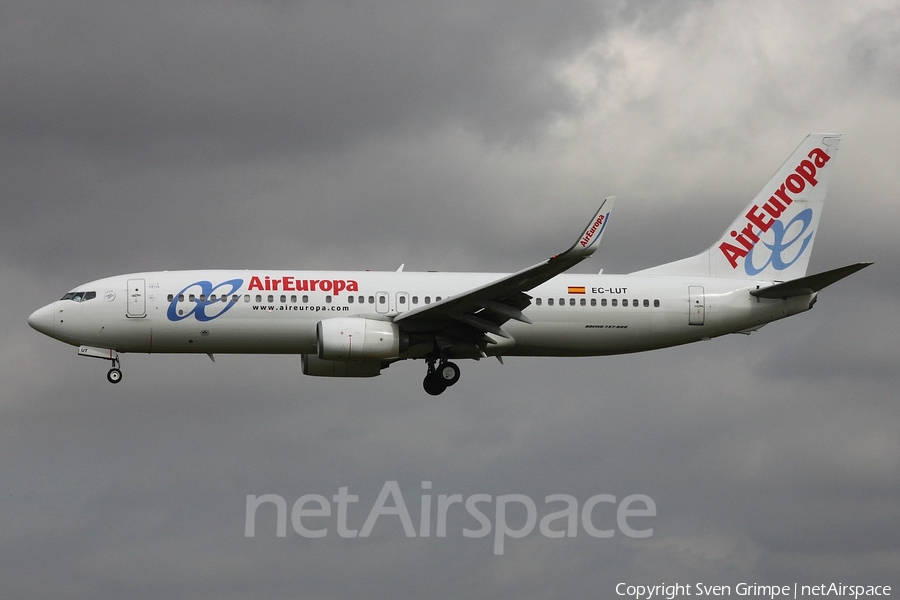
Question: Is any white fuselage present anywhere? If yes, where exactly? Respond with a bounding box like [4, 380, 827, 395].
[30, 269, 812, 359]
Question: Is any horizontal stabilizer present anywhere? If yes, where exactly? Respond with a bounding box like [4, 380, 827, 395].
[750, 262, 872, 299]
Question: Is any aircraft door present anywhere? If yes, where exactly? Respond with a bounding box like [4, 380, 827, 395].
[375, 291, 389, 314]
[396, 292, 409, 313]
[127, 278, 147, 318]
[688, 285, 705, 326]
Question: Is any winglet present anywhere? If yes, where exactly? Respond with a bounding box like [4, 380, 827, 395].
[565, 196, 615, 259]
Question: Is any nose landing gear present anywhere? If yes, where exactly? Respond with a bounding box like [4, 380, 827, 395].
[107, 364, 123, 384]
[106, 354, 123, 384]
[77, 346, 124, 384]
[423, 358, 460, 396]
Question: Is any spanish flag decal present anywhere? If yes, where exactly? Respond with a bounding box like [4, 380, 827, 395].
[567, 286, 586, 294]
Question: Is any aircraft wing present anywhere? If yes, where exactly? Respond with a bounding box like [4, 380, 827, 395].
[394, 197, 615, 349]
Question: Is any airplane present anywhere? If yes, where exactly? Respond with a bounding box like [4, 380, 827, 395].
[28, 133, 870, 395]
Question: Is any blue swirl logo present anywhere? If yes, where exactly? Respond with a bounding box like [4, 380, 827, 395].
[744, 209, 814, 276]
[167, 279, 243, 322]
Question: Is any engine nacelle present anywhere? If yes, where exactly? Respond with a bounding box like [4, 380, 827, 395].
[301, 354, 383, 378]
[316, 318, 405, 361]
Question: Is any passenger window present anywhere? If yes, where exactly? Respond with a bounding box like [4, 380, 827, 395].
[611, 299, 617, 307]
[244, 295, 250, 302]
[326, 296, 332, 303]
[267, 295, 274, 303]
[535, 298, 542, 306]
[190, 294, 196, 302]
[601, 299, 607, 307]
[348, 296, 354, 304]
[368, 296, 375, 304]
[412, 296, 418, 304]
[548, 298, 554, 306]
[280, 295, 286, 303]
[210, 295, 217, 302]
[590, 298, 596, 307]
[580, 298, 586, 306]
[303, 295, 309, 303]
[559, 298, 565, 306]
[180, 294, 185, 302]
[643, 299, 649, 307]
[256, 295, 262, 303]
[167, 294, 174, 302]
[378, 296, 385, 304]
[654, 299, 660, 308]
[436, 296, 442, 302]
[569, 298, 575, 306]
[425, 296, 431, 304]
[291, 295, 297, 303]
[399, 296, 406, 304]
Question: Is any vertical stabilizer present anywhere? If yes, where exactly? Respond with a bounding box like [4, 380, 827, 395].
[634, 133, 841, 281]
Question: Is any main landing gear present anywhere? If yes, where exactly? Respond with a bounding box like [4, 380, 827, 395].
[423, 359, 460, 396]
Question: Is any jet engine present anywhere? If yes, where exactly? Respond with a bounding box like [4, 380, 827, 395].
[316, 318, 406, 361]
[301, 354, 383, 377]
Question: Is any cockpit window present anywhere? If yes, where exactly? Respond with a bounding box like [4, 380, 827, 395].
[60, 291, 97, 302]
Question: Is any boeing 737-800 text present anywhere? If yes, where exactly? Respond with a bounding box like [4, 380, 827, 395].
[29, 134, 870, 395]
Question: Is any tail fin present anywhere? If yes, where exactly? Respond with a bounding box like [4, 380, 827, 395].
[634, 133, 841, 281]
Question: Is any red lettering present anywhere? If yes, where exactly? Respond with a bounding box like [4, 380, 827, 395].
[785, 173, 805, 194]
[247, 276, 358, 294]
[762, 196, 786, 219]
[580, 215, 604, 247]
[773, 184, 793, 208]
[740, 222, 760, 244]
[808, 147, 829, 168]
[721, 145, 829, 270]
[730, 230, 755, 251]
[719, 242, 747, 268]
[745, 206, 774, 232]
[795, 159, 818, 186]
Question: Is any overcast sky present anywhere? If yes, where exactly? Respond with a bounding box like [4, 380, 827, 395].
[2, 0, 899, 598]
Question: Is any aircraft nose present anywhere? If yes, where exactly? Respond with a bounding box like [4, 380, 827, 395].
[28, 303, 55, 336]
